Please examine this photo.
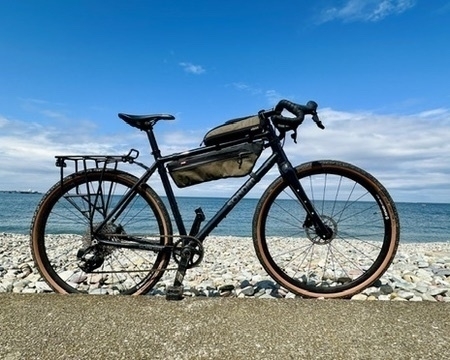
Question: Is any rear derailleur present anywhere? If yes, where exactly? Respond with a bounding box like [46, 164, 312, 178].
[77, 245, 105, 273]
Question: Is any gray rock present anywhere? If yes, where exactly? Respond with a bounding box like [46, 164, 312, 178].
[433, 269, 450, 277]
[379, 284, 394, 295]
[429, 287, 448, 296]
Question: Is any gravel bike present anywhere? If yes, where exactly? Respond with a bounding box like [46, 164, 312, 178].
[30, 99, 400, 300]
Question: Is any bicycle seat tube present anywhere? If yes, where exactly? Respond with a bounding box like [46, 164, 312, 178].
[144, 124, 188, 236]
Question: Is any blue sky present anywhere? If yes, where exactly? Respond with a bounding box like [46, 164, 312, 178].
[0, 0, 449, 203]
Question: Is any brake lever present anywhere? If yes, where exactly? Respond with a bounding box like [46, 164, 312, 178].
[312, 113, 325, 129]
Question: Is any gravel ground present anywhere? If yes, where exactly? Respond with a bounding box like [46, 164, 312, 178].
[1, 233, 450, 301]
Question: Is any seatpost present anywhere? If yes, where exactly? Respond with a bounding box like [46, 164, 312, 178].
[145, 126, 163, 160]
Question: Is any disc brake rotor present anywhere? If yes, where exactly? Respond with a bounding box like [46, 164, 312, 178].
[305, 215, 337, 245]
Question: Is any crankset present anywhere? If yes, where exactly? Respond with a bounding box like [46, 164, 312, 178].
[172, 237, 204, 269]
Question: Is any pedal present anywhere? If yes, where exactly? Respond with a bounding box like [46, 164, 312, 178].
[166, 285, 184, 301]
[189, 207, 206, 236]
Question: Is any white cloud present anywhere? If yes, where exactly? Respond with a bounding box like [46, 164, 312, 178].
[161, 130, 205, 153]
[179, 62, 206, 75]
[280, 107, 450, 203]
[0, 116, 8, 127]
[231, 83, 291, 106]
[265, 90, 285, 105]
[318, 0, 416, 23]
[231, 82, 262, 95]
[0, 116, 144, 192]
[1, 106, 449, 203]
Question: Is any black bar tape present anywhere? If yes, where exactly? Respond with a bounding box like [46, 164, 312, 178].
[275, 99, 304, 117]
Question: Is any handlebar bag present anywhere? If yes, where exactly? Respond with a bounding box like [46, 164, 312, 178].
[203, 115, 264, 146]
[167, 142, 263, 188]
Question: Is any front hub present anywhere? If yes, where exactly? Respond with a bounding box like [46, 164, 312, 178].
[305, 215, 337, 245]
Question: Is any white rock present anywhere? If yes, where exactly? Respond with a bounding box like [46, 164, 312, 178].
[2, 233, 450, 302]
[396, 290, 415, 300]
[238, 286, 255, 296]
[420, 293, 437, 302]
[351, 293, 367, 301]
[429, 287, 448, 296]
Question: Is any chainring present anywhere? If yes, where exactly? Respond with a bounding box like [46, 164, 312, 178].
[172, 237, 204, 269]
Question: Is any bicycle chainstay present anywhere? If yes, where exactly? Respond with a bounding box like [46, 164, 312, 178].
[77, 233, 204, 274]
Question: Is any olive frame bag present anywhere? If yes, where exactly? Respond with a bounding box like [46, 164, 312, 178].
[167, 142, 263, 188]
[202, 115, 264, 146]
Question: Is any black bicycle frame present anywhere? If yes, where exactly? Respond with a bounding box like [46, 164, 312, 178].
[94, 118, 330, 248]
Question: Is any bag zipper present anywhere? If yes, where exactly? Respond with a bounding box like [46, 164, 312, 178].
[169, 148, 253, 172]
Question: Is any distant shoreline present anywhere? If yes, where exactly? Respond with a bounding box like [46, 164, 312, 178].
[0, 190, 42, 195]
[0, 191, 449, 205]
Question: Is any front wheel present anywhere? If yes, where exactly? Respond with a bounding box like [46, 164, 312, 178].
[30, 169, 173, 295]
[253, 160, 399, 299]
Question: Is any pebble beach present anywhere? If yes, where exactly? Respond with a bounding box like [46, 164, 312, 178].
[1, 233, 450, 301]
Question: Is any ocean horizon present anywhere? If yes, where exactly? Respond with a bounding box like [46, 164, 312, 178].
[0, 192, 449, 243]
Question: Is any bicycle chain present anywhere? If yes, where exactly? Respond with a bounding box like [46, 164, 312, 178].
[83, 234, 204, 274]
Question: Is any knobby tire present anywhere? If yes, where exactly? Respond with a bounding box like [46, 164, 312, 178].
[30, 169, 173, 295]
[253, 160, 399, 299]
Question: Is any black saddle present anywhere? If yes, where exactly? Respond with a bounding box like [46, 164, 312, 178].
[118, 113, 175, 130]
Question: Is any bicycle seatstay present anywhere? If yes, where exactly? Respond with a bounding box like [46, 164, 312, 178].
[92, 162, 158, 235]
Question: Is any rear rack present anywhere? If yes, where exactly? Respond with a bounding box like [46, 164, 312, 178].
[55, 148, 140, 182]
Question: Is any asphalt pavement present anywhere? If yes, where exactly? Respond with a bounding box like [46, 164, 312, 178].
[1, 293, 449, 359]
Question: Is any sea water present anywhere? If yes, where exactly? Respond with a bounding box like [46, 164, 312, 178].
[0, 192, 448, 243]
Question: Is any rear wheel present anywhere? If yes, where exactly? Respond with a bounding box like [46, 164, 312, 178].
[30, 169, 172, 295]
[253, 160, 399, 298]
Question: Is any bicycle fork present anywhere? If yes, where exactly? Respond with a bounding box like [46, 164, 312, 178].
[279, 161, 333, 241]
